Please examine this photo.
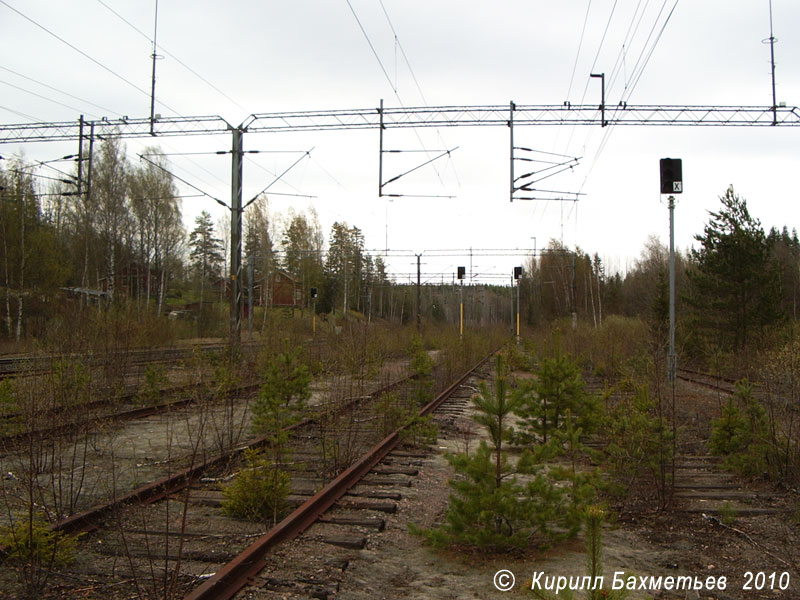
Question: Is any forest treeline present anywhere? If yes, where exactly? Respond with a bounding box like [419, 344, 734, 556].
[1, 138, 799, 365]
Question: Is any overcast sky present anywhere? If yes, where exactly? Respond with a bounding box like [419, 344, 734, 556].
[1, 0, 798, 283]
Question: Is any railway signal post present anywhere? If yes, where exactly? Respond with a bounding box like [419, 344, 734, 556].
[660, 158, 683, 383]
[514, 266, 522, 344]
[457, 266, 465, 339]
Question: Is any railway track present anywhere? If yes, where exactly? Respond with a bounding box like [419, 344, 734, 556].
[0, 341, 263, 442]
[676, 367, 739, 395]
[0, 341, 261, 381]
[672, 370, 787, 519]
[185, 352, 494, 600]
[0, 379, 260, 451]
[0, 346, 492, 598]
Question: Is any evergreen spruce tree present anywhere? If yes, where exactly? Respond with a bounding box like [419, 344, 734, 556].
[188, 211, 224, 333]
[687, 186, 782, 354]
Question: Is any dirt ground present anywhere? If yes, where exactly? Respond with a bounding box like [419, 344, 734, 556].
[327, 454, 797, 600]
[323, 379, 799, 600]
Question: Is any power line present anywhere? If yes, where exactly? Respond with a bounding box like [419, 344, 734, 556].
[578, 0, 620, 104]
[93, 0, 248, 113]
[0, 78, 96, 117]
[619, 0, 671, 99]
[0, 104, 44, 123]
[378, 0, 426, 105]
[345, 0, 395, 93]
[379, 0, 460, 190]
[564, 0, 594, 103]
[345, 0, 448, 191]
[137, 153, 228, 209]
[0, 0, 180, 116]
[0, 66, 121, 117]
[580, 0, 680, 196]
[605, 0, 650, 99]
[623, 0, 680, 101]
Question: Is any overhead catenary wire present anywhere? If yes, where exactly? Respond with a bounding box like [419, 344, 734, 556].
[561, 0, 649, 160]
[564, 0, 594, 104]
[346, 0, 450, 192]
[345, 0, 395, 93]
[0, 104, 44, 122]
[0, 79, 97, 118]
[0, 66, 121, 118]
[0, 0, 181, 117]
[576, 0, 681, 196]
[93, 0, 248, 114]
[622, 0, 680, 101]
[561, 0, 621, 153]
[137, 153, 228, 209]
[605, 0, 650, 100]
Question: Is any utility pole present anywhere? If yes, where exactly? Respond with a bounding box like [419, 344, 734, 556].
[509, 101, 515, 202]
[247, 254, 254, 339]
[343, 252, 348, 314]
[82, 121, 95, 302]
[514, 266, 522, 344]
[149, 0, 160, 136]
[416, 253, 421, 331]
[378, 98, 384, 196]
[510, 275, 514, 335]
[76, 116, 84, 199]
[229, 127, 244, 352]
[457, 266, 465, 339]
[571, 252, 577, 330]
[767, 0, 778, 126]
[668, 194, 677, 382]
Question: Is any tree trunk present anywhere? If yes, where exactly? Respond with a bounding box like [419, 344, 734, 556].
[597, 271, 603, 326]
[2, 221, 12, 337]
[157, 266, 166, 317]
[15, 207, 25, 341]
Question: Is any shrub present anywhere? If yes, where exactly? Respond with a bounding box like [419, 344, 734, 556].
[602, 382, 674, 508]
[709, 380, 769, 477]
[137, 363, 169, 406]
[0, 518, 79, 567]
[252, 345, 310, 435]
[400, 415, 438, 447]
[718, 501, 738, 526]
[221, 449, 290, 524]
[531, 505, 629, 600]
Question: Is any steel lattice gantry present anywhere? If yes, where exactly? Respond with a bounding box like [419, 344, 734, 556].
[1, 102, 798, 346]
[2, 104, 800, 144]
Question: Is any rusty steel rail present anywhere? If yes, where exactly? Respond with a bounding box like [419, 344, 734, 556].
[0, 381, 262, 450]
[185, 350, 494, 600]
[676, 367, 739, 395]
[0, 341, 261, 380]
[42, 369, 417, 538]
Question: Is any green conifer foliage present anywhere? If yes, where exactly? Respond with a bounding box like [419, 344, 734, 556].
[416, 351, 592, 550]
[516, 351, 599, 444]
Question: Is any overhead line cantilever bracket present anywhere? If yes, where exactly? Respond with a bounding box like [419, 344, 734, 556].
[510, 101, 580, 201]
[242, 147, 313, 211]
[378, 98, 459, 197]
